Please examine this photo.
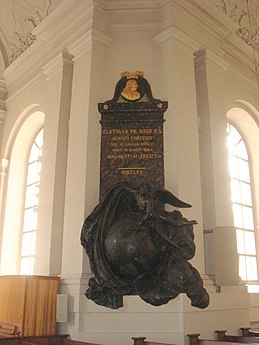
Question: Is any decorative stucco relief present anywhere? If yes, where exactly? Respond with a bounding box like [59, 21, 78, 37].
[212, 0, 259, 52]
[10, 0, 54, 62]
[0, 0, 62, 64]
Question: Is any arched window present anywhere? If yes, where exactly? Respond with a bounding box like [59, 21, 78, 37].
[0, 109, 45, 275]
[20, 129, 44, 275]
[227, 123, 258, 281]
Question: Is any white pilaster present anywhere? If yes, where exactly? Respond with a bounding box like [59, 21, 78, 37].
[154, 26, 205, 273]
[34, 51, 74, 276]
[58, 15, 112, 335]
[194, 48, 239, 286]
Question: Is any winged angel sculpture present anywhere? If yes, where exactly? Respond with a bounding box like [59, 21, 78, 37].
[81, 182, 209, 309]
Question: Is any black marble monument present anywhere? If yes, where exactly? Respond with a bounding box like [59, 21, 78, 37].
[99, 71, 167, 199]
[81, 72, 209, 309]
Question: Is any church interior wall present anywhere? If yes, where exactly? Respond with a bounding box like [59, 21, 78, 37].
[0, 1, 258, 345]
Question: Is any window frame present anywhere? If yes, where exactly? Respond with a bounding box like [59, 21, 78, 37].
[0, 109, 45, 275]
[19, 128, 44, 275]
[227, 120, 259, 283]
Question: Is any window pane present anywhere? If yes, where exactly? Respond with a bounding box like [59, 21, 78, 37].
[21, 129, 44, 276]
[20, 257, 34, 275]
[229, 156, 239, 179]
[23, 208, 37, 232]
[231, 179, 241, 203]
[35, 129, 44, 148]
[25, 184, 39, 208]
[233, 204, 243, 228]
[236, 229, 245, 254]
[229, 125, 241, 146]
[239, 255, 247, 280]
[236, 140, 248, 160]
[21, 231, 36, 256]
[244, 231, 256, 255]
[227, 136, 236, 156]
[239, 159, 250, 183]
[246, 256, 258, 281]
[242, 206, 254, 230]
[240, 182, 252, 206]
[27, 161, 41, 185]
[29, 143, 40, 163]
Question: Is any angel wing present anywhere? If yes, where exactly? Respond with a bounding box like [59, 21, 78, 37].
[153, 189, 192, 209]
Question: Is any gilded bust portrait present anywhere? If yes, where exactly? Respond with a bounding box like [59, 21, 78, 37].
[121, 79, 141, 101]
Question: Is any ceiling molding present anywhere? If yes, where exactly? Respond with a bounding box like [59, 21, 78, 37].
[194, 48, 229, 72]
[33, 0, 94, 45]
[154, 26, 201, 52]
[42, 52, 74, 78]
[176, 0, 236, 38]
[221, 33, 259, 74]
[96, 0, 170, 11]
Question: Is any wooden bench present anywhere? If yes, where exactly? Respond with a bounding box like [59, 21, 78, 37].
[187, 333, 258, 345]
[21, 334, 70, 345]
[132, 337, 178, 345]
[0, 335, 105, 345]
[0, 323, 19, 338]
[240, 329, 259, 338]
[215, 330, 259, 343]
[63, 339, 103, 345]
[0, 334, 69, 345]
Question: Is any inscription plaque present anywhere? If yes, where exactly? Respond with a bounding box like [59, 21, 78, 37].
[99, 71, 168, 199]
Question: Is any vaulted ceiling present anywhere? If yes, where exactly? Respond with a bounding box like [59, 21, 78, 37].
[0, 0, 258, 70]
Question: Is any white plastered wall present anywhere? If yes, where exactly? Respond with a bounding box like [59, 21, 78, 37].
[0, 47, 74, 276]
[0, 1, 258, 345]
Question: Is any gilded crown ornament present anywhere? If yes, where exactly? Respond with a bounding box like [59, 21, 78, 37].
[121, 71, 144, 79]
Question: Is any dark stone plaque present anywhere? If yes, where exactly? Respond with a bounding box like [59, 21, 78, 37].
[99, 71, 167, 199]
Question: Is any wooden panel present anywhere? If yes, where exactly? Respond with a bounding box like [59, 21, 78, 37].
[63, 339, 102, 345]
[0, 276, 26, 334]
[0, 335, 69, 345]
[0, 339, 20, 345]
[23, 335, 69, 345]
[23, 276, 59, 336]
[0, 276, 59, 337]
